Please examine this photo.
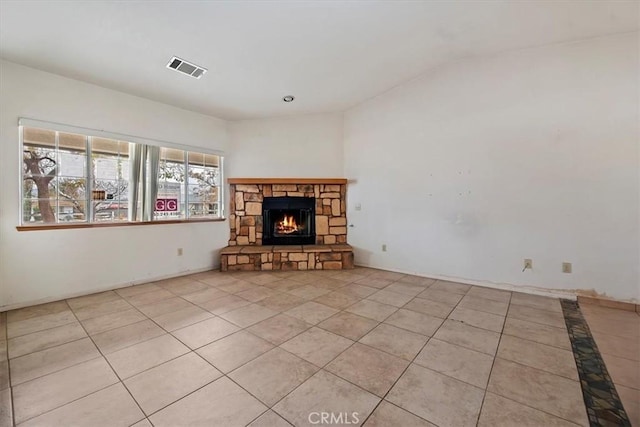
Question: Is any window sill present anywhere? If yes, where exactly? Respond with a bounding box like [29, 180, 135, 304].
[16, 218, 226, 231]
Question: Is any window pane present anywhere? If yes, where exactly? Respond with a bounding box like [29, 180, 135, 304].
[187, 152, 221, 218]
[58, 200, 86, 223]
[94, 200, 128, 221]
[55, 178, 87, 222]
[22, 128, 58, 223]
[188, 184, 219, 217]
[156, 148, 186, 220]
[95, 157, 119, 180]
[22, 175, 56, 199]
[23, 145, 57, 177]
[23, 199, 57, 224]
[93, 179, 125, 199]
[23, 128, 59, 223]
[91, 138, 130, 222]
[59, 151, 86, 178]
[21, 128, 89, 224]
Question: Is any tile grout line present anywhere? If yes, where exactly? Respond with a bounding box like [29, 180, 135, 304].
[508, 299, 567, 314]
[62, 299, 149, 427]
[26, 270, 404, 423]
[3, 271, 326, 425]
[78, 278, 255, 358]
[506, 311, 567, 329]
[475, 296, 588, 426]
[87, 319, 165, 355]
[115, 275, 361, 425]
[588, 348, 640, 364]
[6, 318, 78, 341]
[489, 355, 581, 383]
[8, 293, 172, 358]
[453, 303, 508, 318]
[235, 278, 376, 425]
[115, 280, 236, 427]
[142, 359, 249, 422]
[480, 391, 584, 427]
[500, 326, 573, 352]
[11, 352, 120, 423]
[258, 278, 496, 425]
[4, 313, 16, 427]
[585, 328, 640, 346]
[239, 275, 412, 425]
[358, 280, 472, 427]
[263, 277, 412, 426]
[474, 290, 512, 426]
[8, 334, 93, 362]
[106, 281, 258, 361]
[98, 318, 272, 423]
[362, 281, 483, 424]
[9, 279, 408, 396]
[10, 353, 105, 388]
[166, 287, 344, 423]
[133, 304, 327, 423]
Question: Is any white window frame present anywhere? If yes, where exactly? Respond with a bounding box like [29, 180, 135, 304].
[18, 118, 225, 226]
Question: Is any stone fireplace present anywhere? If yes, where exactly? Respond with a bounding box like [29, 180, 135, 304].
[220, 178, 353, 271]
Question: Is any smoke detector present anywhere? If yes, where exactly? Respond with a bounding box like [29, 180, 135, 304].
[166, 56, 207, 79]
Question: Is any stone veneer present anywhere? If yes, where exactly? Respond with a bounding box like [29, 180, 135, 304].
[221, 178, 353, 272]
[228, 182, 347, 246]
[220, 244, 354, 272]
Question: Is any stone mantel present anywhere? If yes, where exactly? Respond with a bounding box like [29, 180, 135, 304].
[228, 178, 348, 185]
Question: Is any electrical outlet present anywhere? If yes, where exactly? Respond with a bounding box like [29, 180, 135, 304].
[382, 244, 387, 252]
[562, 262, 572, 273]
[524, 259, 533, 270]
[177, 248, 183, 256]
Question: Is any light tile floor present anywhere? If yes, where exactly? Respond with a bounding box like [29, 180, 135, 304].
[0, 267, 635, 426]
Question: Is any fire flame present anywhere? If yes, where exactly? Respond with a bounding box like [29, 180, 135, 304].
[276, 215, 299, 234]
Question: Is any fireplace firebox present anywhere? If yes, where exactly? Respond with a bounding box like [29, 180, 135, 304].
[262, 197, 315, 245]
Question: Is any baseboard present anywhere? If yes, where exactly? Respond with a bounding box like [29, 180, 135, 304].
[354, 263, 578, 301]
[1, 265, 218, 312]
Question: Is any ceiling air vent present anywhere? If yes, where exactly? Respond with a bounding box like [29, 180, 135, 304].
[166, 56, 207, 79]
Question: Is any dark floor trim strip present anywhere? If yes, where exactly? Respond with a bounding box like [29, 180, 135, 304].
[561, 299, 631, 427]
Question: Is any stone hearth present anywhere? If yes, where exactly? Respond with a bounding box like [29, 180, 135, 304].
[220, 244, 354, 271]
[221, 178, 353, 272]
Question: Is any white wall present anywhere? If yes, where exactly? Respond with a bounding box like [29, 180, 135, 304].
[228, 114, 343, 178]
[2, 32, 638, 307]
[344, 33, 640, 302]
[0, 61, 230, 310]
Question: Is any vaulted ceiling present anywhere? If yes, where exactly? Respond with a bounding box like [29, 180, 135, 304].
[1, 1, 637, 120]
